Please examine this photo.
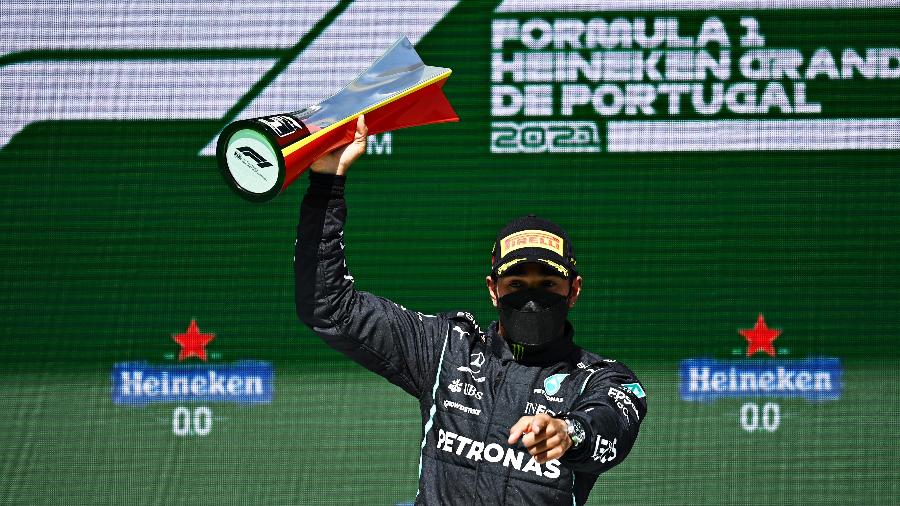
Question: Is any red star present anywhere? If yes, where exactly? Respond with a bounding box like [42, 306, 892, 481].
[739, 314, 781, 357]
[173, 320, 215, 361]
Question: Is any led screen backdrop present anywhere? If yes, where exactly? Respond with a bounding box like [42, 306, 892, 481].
[1, 1, 898, 504]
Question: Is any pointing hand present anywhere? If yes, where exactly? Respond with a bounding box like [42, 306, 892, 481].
[508, 414, 573, 464]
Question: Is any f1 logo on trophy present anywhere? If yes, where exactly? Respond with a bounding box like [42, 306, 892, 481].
[217, 37, 458, 202]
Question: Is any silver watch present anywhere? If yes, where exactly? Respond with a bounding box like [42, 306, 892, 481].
[564, 418, 586, 449]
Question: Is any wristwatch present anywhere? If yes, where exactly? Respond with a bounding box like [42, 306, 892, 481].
[563, 417, 586, 449]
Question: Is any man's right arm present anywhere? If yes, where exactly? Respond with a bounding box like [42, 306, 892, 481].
[294, 131, 447, 399]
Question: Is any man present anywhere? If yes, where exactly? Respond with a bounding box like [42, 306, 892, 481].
[295, 116, 646, 505]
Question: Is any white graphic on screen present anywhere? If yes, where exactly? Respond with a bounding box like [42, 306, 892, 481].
[0, 0, 460, 151]
[489, 1, 900, 153]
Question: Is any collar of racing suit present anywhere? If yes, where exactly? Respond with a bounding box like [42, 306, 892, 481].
[489, 320, 576, 366]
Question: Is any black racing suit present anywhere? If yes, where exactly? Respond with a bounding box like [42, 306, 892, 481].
[295, 172, 647, 505]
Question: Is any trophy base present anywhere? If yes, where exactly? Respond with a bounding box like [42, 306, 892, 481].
[217, 121, 289, 203]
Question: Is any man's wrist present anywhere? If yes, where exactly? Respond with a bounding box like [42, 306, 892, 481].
[308, 171, 346, 196]
[302, 171, 346, 209]
[562, 417, 586, 449]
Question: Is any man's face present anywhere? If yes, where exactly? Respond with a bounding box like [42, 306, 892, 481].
[486, 262, 582, 308]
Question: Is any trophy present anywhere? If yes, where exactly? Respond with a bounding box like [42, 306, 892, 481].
[217, 37, 458, 202]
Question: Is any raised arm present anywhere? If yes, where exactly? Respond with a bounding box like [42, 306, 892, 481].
[294, 116, 446, 398]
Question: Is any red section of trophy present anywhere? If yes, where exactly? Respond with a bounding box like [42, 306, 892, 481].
[281, 77, 456, 190]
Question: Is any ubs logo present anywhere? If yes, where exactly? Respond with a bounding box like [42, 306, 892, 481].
[448, 379, 483, 400]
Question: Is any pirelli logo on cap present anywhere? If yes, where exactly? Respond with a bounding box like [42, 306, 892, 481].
[500, 230, 564, 258]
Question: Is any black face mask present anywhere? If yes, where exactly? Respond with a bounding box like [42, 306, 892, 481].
[497, 287, 570, 350]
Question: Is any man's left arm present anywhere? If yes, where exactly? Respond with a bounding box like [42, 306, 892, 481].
[508, 362, 647, 473]
[557, 363, 648, 474]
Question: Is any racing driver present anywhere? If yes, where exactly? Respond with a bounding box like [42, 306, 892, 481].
[295, 116, 647, 505]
